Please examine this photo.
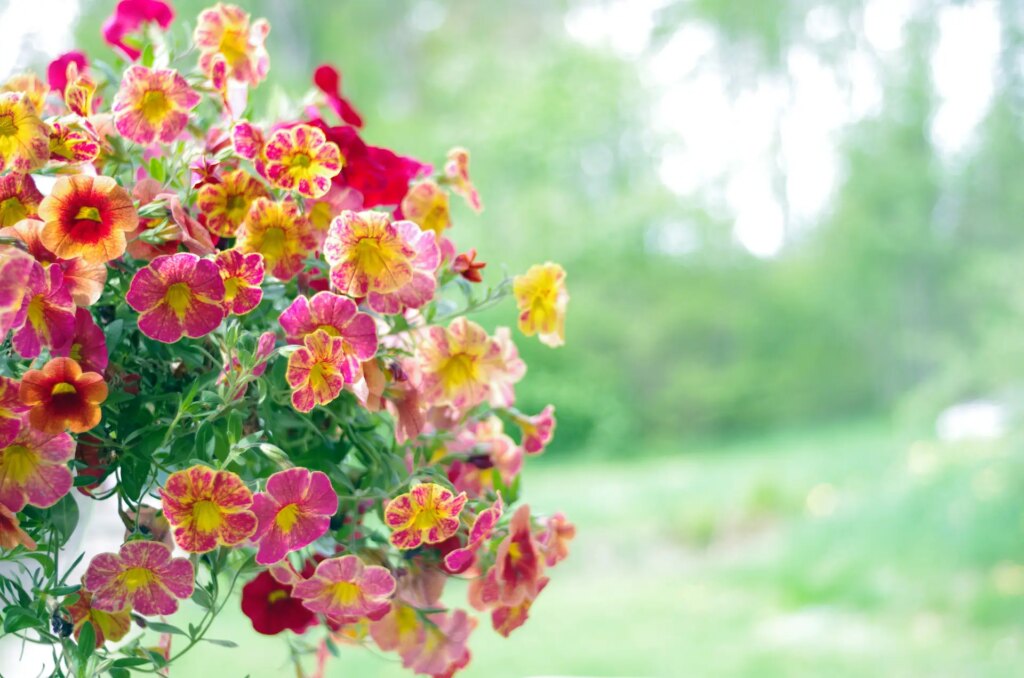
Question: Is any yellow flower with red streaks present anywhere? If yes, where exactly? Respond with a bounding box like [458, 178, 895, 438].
[401, 180, 451, 237]
[0, 503, 36, 551]
[19, 357, 108, 435]
[126, 252, 227, 343]
[323, 210, 415, 297]
[159, 464, 258, 553]
[83, 540, 194, 616]
[112, 66, 200, 145]
[285, 329, 349, 413]
[1, 72, 47, 115]
[0, 173, 43, 228]
[513, 262, 568, 348]
[0, 416, 74, 511]
[444, 147, 482, 212]
[0, 92, 49, 174]
[384, 482, 467, 550]
[261, 124, 342, 199]
[38, 175, 138, 264]
[416, 317, 504, 411]
[63, 62, 97, 117]
[65, 586, 131, 648]
[236, 198, 315, 281]
[196, 169, 268, 237]
[291, 555, 396, 623]
[194, 3, 270, 88]
[215, 248, 264, 315]
[48, 119, 100, 164]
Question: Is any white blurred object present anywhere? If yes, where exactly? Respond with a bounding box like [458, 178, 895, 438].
[935, 400, 1008, 442]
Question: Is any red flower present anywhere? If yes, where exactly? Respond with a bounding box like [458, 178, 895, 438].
[19, 357, 108, 434]
[102, 0, 175, 60]
[240, 570, 317, 636]
[452, 249, 486, 283]
[313, 65, 363, 128]
[47, 52, 88, 94]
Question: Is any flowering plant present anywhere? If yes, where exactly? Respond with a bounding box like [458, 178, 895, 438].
[0, 2, 573, 676]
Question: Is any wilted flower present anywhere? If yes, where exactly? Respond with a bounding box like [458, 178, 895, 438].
[0, 418, 74, 511]
[215, 249, 265, 315]
[83, 540, 194, 616]
[261, 124, 342, 199]
[292, 555, 396, 622]
[38, 175, 139, 264]
[194, 3, 270, 87]
[384, 482, 467, 550]
[0, 92, 49, 174]
[0, 173, 43, 228]
[236, 198, 316, 281]
[160, 464, 258, 553]
[197, 168, 268, 237]
[251, 467, 338, 565]
[126, 252, 227, 343]
[112, 66, 200, 145]
[538, 512, 575, 567]
[241, 569, 317, 636]
[513, 262, 568, 348]
[19, 357, 108, 434]
[452, 248, 486, 283]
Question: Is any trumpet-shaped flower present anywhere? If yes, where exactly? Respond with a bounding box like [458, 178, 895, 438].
[66, 587, 132, 648]
[491, 578, 548, 637]
[452, 248, 486, 283]
[1, 219, 108, 307]
[0, 247, 34, 336]
[0, 92, 49, 174]
[0, 173, 43, 228]
[400, 179, 451, 237]
[63, 62, 97, 117]
[384, 482, 467, 550]
[126, 252, 226, 343]
[513, 262, 568, 348]
[1, 73, 47, 116]
[514, 405, 555, 455]
[52, 308, 109, 374]
[102, 0, 175, 60]
[314, 64, 363, 127]
[292, 555, 396, 622]
[113, 66, 200, 145]
[12, 263, 75, 359]
[261, 124, 342, 199]
[491, 504, 545, 606]
[417, 317, 503, 411]
[215, 249, 264, 315]
[539, 512, 575, 567]
[48, 120, 101, 165]
[251, 468, 338, 565]
[444, 494, 503, 572]
[0, 419, 74, 511]
[0, 503, 36, 551]
[236, 198, 315, 281]
[285, 330, 349, 412]
[194, 3, 270, 87]
[444, 147, 482, 212]
[83, 540, 194, 616]
[241, 569, 317, 636]
[38, 175, 138, 264]
[160, 465, 258, 553]
[0, 377, 27, 448]
[197, 169, 268, 237]
[19, 358, 107, 434]
[278, 292, 377, 377]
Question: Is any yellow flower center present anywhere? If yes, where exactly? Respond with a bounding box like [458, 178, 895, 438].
[395, 605, 419, 635]
[192, 500, 223, 533]
[120, 567, 156, 593]
[508, 541, 523, 562]
[267, 589, 288, 603]
[68, 342, 83, 362]
[225, 193, 248, 220]
[411, 504, 443, 531]
[51, 382, 77, 396]
[315, 324, 340, 337]
[74, 206, 102, 222]
[1, 444, 39, 484]
[140, 89, 171, 123]
[439, 352, 478, 392]
[290, 152, 313, 170]
[260, 227, 287, 260]
[0, 113, 16, 137]
[307, 361, 334, 393]
[353, 237, 394, 279]
[329, 581, 361, 607]
[0, 197, 27, 226]
[164, 282, 193, 316]
[219, 29, 249, 67]
[275, 503, 300, 532]
[223, 276, 240, 303]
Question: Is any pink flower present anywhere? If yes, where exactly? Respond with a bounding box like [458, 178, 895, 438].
[83, 541, 194, 616]
[215, 249, 264, 315]
[444, 494, 503, 572]
[416, 318, 504, 412]
[126, 253, 226, 343]
[194, 3, 270, 88]
[0, 377, 27, 448]
[285, 330, 349, 413]
[12, 262, 76, 359]
[0, 247, 34, 337]
[469, 505, 545, 609]
[278, 292, 377, 378]
[538, 512, 575, 567]
[51, 308, 109, 374]
[260, 124, 342, 199]
[102, 0, 175, 61]
[405, 609, 475, 676]
[47, 52, 88, 94]
[514, 405, 555, 455]
[488, 327, 526, 408]
[251, 468, 338, 565]
[112, 66, 200, 145]
[0, 419, 74, 512]
[292, 555, 396, 622]
[444, 147, 483, 212]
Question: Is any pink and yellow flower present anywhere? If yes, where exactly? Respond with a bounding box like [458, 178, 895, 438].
[236, 198, 316, 281]
[538, 512, 575, 567]
[38, 175, 139, 264]
[0, 418, 74, 511]
[66, 586, 132, 648]
[196, 169, 269, 237]
[444, 147, 482, 212]
[83, 540, 194, 616]
[194, 3, 270, 88]
[12, 263, 75, 359]
[278, 291, 377, 378]
[477, 504, 545, 608]
[63, 62, 97, 117]
[285, 329, 349, 412]
[513, 262, 568, 348]
[416, 317, 504, 411]
[0, 173, 43, 228]
[0, 247, 33, 337]
[112, 66, 200, 145]
[19, 358, 107, 435]
[215, 249, 264, 315]
[102, 0, 175, 60]
[47, 52, 87, 95]
[0, 503, 36, 551]
[2, 72, 48, 115]
[514, 405, 555, 455]
[159, 465, 258, 553]
[261, 124, 342, 199]
[0, 377, 27, 448]
[292, 555, 396, 622]
[0, 92, 49, 174]
[487, 327, 526, 408]
[126, 252, 227, 343]
[0, 219, 108, 307]
[52, 308, 109, 374]
[384, 482, 467, 550]
[251, 468, 338, 565]
[491, 578, 548, 637]
[48, 120, 100, 164]
[444, 494, 503, 572]
[400, 179, 451, 237]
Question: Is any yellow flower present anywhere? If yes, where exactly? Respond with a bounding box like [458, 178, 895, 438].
[513, 262, 568, 348]
[0, 92, 49, 174]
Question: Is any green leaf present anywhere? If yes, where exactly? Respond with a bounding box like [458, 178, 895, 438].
[109, 668, 131, 678]
[201, 638, 239, 648]
[190, 587, 214, 611]
[48, 584, 81, 597]
[141, 43, 155, 68]
[111, 657, 151, 668]
[77, 621, 96, 665]
[2, 605, 44, 633]
[143, 620, 187, 636]
[104, 319, 125, 352]
[23, 552, 55, 577]
[47, 494, 80, 546]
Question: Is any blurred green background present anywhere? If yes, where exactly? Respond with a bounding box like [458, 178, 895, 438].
[11, 0, 1024, 674]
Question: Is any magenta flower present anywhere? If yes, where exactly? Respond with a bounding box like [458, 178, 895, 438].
[12, 262, 75, 359]
[285, 330, 348, 413]
[0, 420, 74, 512]
[514, 405, 556, 455]
[251, 468, 338, 565]
[83, 541, 194, 616]
[292, 555, 395, 623]
[47, 52, 88, 94]
[0, 377, 27, 449]
[102, 0, 174, 60]
[51, 308, 109, 374]
[126, 253, 226, 343]
[278, 292, 377, 380]
[215, 249, 265, 315]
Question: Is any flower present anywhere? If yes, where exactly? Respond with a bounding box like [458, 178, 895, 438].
[102, 0, 175, 60]
[194, 3, 270, 88]
[126, 252, 227, 343]
[278, 292, 378, 377]
[0, 377, 27, 448]
[196, 168, 268, 237]
[12, 263, 76, 359]
[83, 540, 194, 616]
[51, 308, 109, 374]
[406, 610, 474, 675]
[400, 180, 451, 237]
[313, 65, 363, 128]
[384, 483, 467, 550]
[0, 246, 34, 336]
[159, 464, 258, 553]
[538, 512, 575, 567]
[1, 73, 48, 116]
[514, 405, 555, 455]
[488, 327, 526, 408]
[251, 468, 338, 565]
[444, 494, 503, 572]
[241, 570, 317, 636]
[452, 248, 486, 283]
[444, 147, 483, 212]
[0, 92, 49, 174]
[292, 555, 396, 622]
[417, 317, 504, 411]
[491, 578, 548, 638]
[480, 504, 545, 607]
[0, 173, 43, 228]
[0, 419, 74, 511]
[285, 330, 350, 412]
[215, 249, 264, 315]
[236, 198, 316, 281]
[513, 262, 568, 348]
[63, 62, 97, 117]
[0, 503, 36, 551]
[47, 52, 87, 94]
[66, 587, 132, 648]
[19, 358, 108, 435]
[1, 219, 108, 307]
[38, 175, 138, 264]
[113, 66, 201, 145]
[48, 120, 101, 165]
[261, 124, 343, 199]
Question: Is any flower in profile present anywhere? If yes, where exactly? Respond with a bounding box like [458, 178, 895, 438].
[197, 169, 268, 237]
[384, 482, 467, 550]
[0, 377, 27, 449]
[1, 73, 47, 117]
[102, 0, 175, 60]
[251, 468, 338, 565]
[160, 465, 257, 553]
[0, 503, 36, 550]
[215, 249, 264, 315]
[292, 555, 396, 622]
[444, 147, 482, 212]
[19, 358, 107, 435]
[1, 219, 108, 308]
[400, 180, 451, 237]
[0, 174, 43, 228]
[12, 263, 76, 359]
[241, 570, 317, 636]
[313, 65, 363, 127]
[194, 3, 271, 87]
[513, 262, 568, 348]
[417, 317, 503, 411]
[278, 292, 377, 378]
[236, 198, 316, 281]
[0, 419, 74, 511]
[66, 587, 131, 648]
[487, 505, 545, 606]
[444, 494, 503, 572]
[113, 66, 200, 145]
[0, 92, 49, 174]
[38, 175, 138, 264]
[452, 248, 486, 283]
[538, 512, 575, 567]
[51, 308, 109, 374]
[514, 405, 556, 455]
[63, 62, 97, 117]
[47, 52, 87, 94]
[231, 120, 265, 161]
[285, 330, 349, 412]
[406, 609, 475, 675]
[83, 540, 194, 616]
[0, 246, 34, 336]
[491, 578, 548, 638]
[126, 252, 226, 343]
[48, 120, 101, 165]
[261, 124, 342, 199]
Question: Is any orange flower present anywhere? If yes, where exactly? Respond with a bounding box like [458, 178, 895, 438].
[19, 357, 108, 434]
[196, 169, 268, 237]
[0, 504, 36, 551]
[159, 465, 258, 553]
[236, 198, 315, 281]
[0, 92, 49, 174]
[38, 175, 139, 264]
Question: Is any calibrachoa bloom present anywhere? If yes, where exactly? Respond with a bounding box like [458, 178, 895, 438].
[236, 198, 316, 281]
[292, 555, 396, 622]
[514, 405, 556, 455]
[286, 330, 349, 412]
[444, 494, 503, 572]
[260, 124, 342, 199]
[0, 377, 26, 449]
[215, 249, 265, 315]
[113, 66, 201, 145]
[12, 264, 75, 359]
[0, 419, 74, 511]
[1, 73, 47, 116]
[0, 92, 49, 174]
[251, 468, 338, 565]
[19, 358, 108, 434]
[483, 504, 545, 607]
[194, 3, 271, 87]
[52, 308, 109, 374]
[513, 262, 569, 348]
[102, 0, 175, 60]
[0, 503, 36, 551]
[0, 246, 33, 336]
[278, 291, 377, 377]
[159, 465, 258, 553]
[384, 482, 468, 550]
[444, 147, 482, 212]
[38, 175, 139, 264]
[197, 169, 269, 237]
[126, 252, 227, 343]
[66, 587, 132, 648]
[0, 173, 43, 228]
[48, 120, 101, 165]
[314, 64, 363, 128]
[400, 179, 451, 237]
[539, 512, 575, 567]
[47, 51, 87, 94]
[241, 569, 317, 636]
[417, 317, 503, 411]
[83, 540, 194, 616]
[63, 62, 97, 117]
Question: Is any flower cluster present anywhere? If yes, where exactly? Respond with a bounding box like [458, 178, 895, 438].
[0, 3, 571, 676]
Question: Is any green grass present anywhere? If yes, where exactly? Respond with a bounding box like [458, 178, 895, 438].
[167, 421, 1024, 677]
